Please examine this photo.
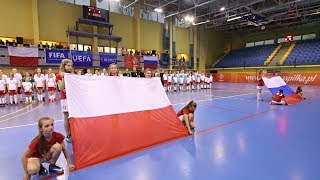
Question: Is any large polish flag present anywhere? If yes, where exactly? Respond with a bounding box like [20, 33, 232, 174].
[8, 46, 38, 66]
[64, 74, 189, 169]
[262, 76, 302, 104]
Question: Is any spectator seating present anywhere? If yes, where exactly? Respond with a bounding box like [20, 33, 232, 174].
[215, 45, 277, 68]
[284, 40, 320, 65]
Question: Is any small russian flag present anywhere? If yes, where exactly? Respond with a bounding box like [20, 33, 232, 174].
[262, 76, 303, 104]
[143, 56, 158, 69]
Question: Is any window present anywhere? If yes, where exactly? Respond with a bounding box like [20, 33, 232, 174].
[104, 47, 110, 53]
[98, 46, 104, 52]
[149, 11, 158, 22]
[140, 9, 149, 20]
[254, 41, 264, 46]
[77, 45, 84, 51]
[104, 47, 117, 53]
[246, 42, 254, 47]
[110, 1, 122, 14]
[70, 44, 77, 50]
[157, 14, 165, 23]
[140, 9, 164, 23]
[70, 44, 89, 51]
[84, 45, 92, 51]
[278, 38, 285, 43]
[293, 35, 301, 41]
[75, 0, 90, 6]
[110, 47, 116, 53]
[59, 0, 75, 4]
[175, 18, 185, 27]
[96, 0, 108, 10]
[59, 0, 89, 5]
[302, 33, 316, 40]
[264, 39, 275, 45]
[123, 6, 134, 16]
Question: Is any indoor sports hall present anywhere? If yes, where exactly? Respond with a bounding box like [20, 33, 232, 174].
[0, 0, 320, 180]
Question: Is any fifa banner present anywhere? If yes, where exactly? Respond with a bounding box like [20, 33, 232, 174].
[143, 56, 158, 69]
[71, 50, 93, 67]
[124, 54, 140, 69]
[99, 53, 117, 67]
[214, 72, 320, 85]
[45, 49, 69, 64]
[64, 74, 188, 169]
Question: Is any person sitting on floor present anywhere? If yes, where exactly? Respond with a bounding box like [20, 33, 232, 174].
[296, 86, 306, 99]
[177, 100, 197, 135]
[270, 89, 288, 105]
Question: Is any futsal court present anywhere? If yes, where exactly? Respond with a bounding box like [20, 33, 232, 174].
[1, 82, 319, 180]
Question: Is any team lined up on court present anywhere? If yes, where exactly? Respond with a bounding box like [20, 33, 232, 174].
[0, 68, 213, 107]
[0, 68, 57, 106]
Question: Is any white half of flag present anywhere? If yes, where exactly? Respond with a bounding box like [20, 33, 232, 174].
[8, 46, 38, 57]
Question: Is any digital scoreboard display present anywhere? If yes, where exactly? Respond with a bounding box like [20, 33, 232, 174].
[285, 35, 293, 42]
[83, 6, 109, 23]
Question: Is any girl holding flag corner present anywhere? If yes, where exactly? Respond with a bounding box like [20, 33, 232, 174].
[177, 100, 197, 135]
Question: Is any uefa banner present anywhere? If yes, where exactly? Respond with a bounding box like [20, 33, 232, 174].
[124, 54, 140, 69]
[45, 49, 69, 64]
[213, 72, 320, 85]
[71, 50, 93, 67]
[99, 53, 117, 67]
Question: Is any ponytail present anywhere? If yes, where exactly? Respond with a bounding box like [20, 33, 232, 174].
[38, 133, 46, 155]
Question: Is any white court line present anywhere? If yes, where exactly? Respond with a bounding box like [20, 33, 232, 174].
[171, 91, 265, 105]
[186, 90, 268, 97]
[0, 91, 264, 130]
[0, 120, 64, 130]
[228, 97, 259, 102]
[185, 92, 223, 97]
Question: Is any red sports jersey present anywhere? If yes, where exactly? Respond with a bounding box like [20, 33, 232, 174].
[177, 108, 194, 117]
[27, 132, 65, 159]
[56, 74, 66, 99]
[272, 93, 285, 102]
[257, 76, 264, 86]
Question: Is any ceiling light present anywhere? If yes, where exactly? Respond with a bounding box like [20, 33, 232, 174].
[193, 20, 210, 26]
[184, 15, 194, 22]
[154, 8, 163, 13]
[227, 16, 242, 22]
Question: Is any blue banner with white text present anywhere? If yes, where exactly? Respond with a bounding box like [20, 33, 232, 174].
[45, 49, 69, 64]
[99, 53, 117, 67]
[71, 51, 93, 67]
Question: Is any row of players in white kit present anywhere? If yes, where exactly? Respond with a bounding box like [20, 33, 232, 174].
[0, 71, 57, 105]
[162, 73, 213, 91]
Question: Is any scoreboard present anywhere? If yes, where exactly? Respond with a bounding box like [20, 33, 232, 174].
[83, 6, 109, 23]
[285, 35, 293, 42]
